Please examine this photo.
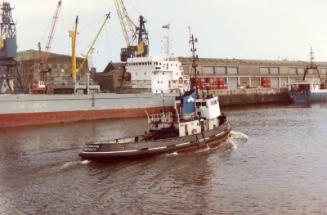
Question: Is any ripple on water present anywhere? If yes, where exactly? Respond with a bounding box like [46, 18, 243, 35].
[1, 104, 327, 214]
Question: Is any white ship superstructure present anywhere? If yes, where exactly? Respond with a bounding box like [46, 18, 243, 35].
[126, 57, 190, 94]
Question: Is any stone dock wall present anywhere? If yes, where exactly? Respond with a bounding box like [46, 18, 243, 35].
[203, 88, 292, 107]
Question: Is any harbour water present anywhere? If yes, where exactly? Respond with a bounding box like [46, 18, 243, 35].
[1, 103, 327, 214]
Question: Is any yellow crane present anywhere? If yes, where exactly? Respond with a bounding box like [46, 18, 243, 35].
[113, 0, 149, 61]
[69, 16, 78, 82]
[78, 13, 111, 73]
[69, 13, 110, 83]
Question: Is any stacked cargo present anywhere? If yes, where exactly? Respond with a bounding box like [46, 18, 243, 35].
[195, 77, 228, 90]
[209, 78, 216, 89]
[215, 78, 228, 90]
[195, 78, 206, 90]
[261, 77, 271, 88]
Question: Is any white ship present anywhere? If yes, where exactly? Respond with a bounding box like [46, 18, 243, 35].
[0, 57, 190, 128]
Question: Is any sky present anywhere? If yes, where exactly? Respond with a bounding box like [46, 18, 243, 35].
[7, 0, 327, 72]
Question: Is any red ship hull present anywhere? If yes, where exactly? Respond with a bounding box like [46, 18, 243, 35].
[0, 107, 172, 129]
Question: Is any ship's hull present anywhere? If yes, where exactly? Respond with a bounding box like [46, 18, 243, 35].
[289, 90, 327, 104]
[0, 93, 176, 128]
[79, 122, 232, 160]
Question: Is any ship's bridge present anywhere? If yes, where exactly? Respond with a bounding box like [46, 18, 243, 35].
[126, 57, 189, 94]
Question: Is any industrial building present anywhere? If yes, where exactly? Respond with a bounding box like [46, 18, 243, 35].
[94, 62, 130, 92]
[16, 50, 92, 92]
[97, 57, 327, 92]
[180, 57, 327, 90]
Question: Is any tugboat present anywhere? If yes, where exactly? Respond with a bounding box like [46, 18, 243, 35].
[79, 33, 232, 160]
[288, 49, 327, 103]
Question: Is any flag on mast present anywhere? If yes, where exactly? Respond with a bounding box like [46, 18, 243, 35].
[162, 24, 170, 29]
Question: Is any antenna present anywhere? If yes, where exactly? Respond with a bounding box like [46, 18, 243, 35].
[189, 26, 198, 97]
[310, 46, 314, 67]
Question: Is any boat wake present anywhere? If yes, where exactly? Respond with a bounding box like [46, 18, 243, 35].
[195, 144, 211, 153]
[39, 160, 90, 176]
[166, 152, 179, 157]
[224, 130, 249, 151]
[228, 138, 238, 150]
[230, 130, 249, 142]
[165, 131, 248, 156]
[58, 160, 90, 171]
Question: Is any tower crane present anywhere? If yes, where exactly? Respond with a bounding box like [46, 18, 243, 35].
[113, 0, 149, 61]
[32, 0, 62, 93]
[40, 0, 62, 79]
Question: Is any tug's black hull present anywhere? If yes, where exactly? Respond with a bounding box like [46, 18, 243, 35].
[79, 122, 232, 160]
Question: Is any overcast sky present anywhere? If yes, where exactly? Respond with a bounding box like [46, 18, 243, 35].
[8, 0, 327, 71]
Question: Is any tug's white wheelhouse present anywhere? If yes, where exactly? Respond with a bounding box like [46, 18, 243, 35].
[175, 91, 223, 137]
[200, 97, 221, 130]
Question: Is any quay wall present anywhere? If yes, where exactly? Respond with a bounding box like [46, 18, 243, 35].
[204, 88, 292, 107]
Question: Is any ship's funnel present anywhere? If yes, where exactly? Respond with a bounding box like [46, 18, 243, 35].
[182, 91, 196, 114]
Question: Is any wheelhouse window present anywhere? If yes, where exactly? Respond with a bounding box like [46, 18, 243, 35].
[210, 99, 217, 105]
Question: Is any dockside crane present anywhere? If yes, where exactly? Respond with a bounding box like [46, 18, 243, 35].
[43, 0, 62, 64]
[114, 0, 149, 61]
[31, 0, 62, 93]
[78, 13, 111, 74]
[302, 47, 324, 84]
[69, 16, 78, 82]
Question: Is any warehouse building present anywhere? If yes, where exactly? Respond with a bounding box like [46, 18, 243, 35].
[97, 57, 327, 92]
[179, 57, 327, 90]
[16, 50, 91, 91]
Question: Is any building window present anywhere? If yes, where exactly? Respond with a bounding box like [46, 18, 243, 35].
[202, 66, 214, 75]
[288, 68, 297, 75]
[260, 67, 269, 75]
[320, 68, 327, 74]
[227, 67, 238, 75]
[215, 66, 226, 75]
[270, 67, 279, 75]
[297, 68, 304, 75]
[260, 67, 279, 75]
